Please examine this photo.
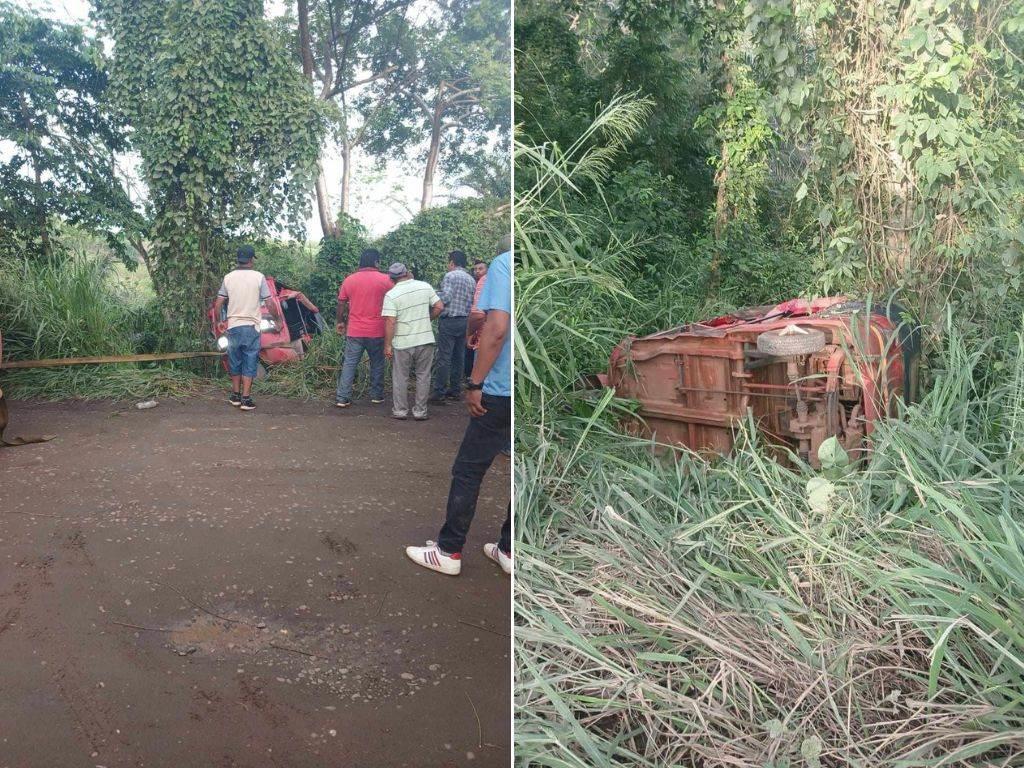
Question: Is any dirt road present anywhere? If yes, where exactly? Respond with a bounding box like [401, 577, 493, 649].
[0, 395, 510, 768]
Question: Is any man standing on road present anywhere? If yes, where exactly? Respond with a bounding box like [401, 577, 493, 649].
[213, 244, 284, 412]
[430, 250, 476, 405]
[382, 263, 444, 421]
[335, 249, 394, 408]
[406, 242, 512, 576]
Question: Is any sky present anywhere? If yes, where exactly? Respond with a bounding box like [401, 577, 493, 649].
[16, 0, 485, 240]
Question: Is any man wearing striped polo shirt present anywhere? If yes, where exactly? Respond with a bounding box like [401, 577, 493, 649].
[430, 250, 477, 405]
[382, 262, 445, 421]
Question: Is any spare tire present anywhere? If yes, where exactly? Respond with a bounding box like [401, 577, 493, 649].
[756, 326, 826, 356]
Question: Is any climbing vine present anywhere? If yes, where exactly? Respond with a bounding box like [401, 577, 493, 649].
[747, 0, 1024, 328]
[93, 0, 326, 346]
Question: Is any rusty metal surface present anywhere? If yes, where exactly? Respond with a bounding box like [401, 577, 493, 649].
[607, 297, 912, 466]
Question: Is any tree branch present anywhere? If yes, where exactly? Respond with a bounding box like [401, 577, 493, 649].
[297, 0, 316, 79]
[346, 65, 398, 90]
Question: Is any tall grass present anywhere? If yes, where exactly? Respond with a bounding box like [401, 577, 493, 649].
[258, 331, 344, 400]
[515, 94, 648, 427]
[514, 95, 1024, 766]
[0, 365, 206, 400]
[0, 252, 398, 401]
[0, 252, 202, 399]
[516, 328, 1024, 766]
[0, 253, 140, 359]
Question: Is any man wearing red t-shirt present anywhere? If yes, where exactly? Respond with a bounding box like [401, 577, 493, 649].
[335, 249, 395, 408]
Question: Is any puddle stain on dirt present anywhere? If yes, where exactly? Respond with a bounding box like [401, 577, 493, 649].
[151, 611, 445, 703]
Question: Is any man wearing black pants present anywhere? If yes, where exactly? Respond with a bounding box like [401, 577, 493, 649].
[430, 251, 476, 404]
[406, 246, 512, 576]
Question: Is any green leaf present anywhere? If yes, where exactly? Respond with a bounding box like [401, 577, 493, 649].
[636, 652, 688, 662]
[908, 26, 928, 52]
[806, 477, 835, 514]
[801, 735, 823, 767]
[818, 436, 849, 470]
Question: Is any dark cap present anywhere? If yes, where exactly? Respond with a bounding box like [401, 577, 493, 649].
[237, 245, 256, 264]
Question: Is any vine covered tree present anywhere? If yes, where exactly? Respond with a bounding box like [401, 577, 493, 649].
[93, 0, 326, 344]
[747, 0, 1024, 324]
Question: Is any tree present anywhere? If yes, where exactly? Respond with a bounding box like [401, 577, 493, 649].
[295, 0, 415, 235]
[747, 0, 1024, 325]
[93, 0, 326, 345]
[513, 2, 599, 154]
[0, 3, 140, 260]
[361, 0, 511, 211]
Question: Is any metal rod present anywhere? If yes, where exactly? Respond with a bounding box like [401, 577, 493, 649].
[0, 351, 224, 369]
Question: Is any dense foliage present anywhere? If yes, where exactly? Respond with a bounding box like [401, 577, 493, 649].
[92, 0, 326, 346]
[515, 0, 1024, 344]
[515, 0, 1024, 765]
[746, 0, 1024, 337]
[374, 197, 509, 286]
[304, 200, 509, 315]
[0, 3, 139, 260]
[305, 215, 371, 314]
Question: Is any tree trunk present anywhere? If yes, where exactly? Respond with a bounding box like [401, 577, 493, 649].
[33, 162, 51, 258]
[298, 0, 338, 238]
[712, 136, 731, 239]
[315, 166, 338, 237]
[340, 138, 352, 217]
[130, 236, 161, 294]
[338, 90, 352, 218]
[421, 109, 442, 211]
[297, 0, 315, 78]
[708, 22, 736, 294]
[712, 36, 735, 240]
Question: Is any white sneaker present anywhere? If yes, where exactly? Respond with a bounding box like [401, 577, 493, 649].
[483, 543, 512, 575]
[405, 541, 461, 576]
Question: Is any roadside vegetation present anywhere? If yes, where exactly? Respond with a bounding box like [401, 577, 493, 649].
[0, 196, 506, 401]
[514, 0, 1024, 765]
[0, 2, 509, 402]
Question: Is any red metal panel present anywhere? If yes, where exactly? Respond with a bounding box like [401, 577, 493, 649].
[607, 298, 911, 465]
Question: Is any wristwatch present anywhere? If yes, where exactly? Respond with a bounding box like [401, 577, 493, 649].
[466, 381, 484, 391]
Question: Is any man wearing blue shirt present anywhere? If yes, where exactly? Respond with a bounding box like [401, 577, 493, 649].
[406, 240, 513, 576]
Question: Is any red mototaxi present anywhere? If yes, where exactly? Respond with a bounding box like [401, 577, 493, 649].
[601, 296, 920, 466]
[208, 277, 323, 375]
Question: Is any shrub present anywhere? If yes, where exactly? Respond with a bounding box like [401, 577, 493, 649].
[374, 198, 509, 288]
[249, 240, 317, 294]
[305, 214, 370, 316]
[701, 221, 815, 308]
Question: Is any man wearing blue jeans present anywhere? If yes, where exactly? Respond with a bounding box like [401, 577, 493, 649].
[335, 249, 394, 408]
[214, 245, 284, 411]
[406, 244, 512, 576]
[430, 250, 476, 404]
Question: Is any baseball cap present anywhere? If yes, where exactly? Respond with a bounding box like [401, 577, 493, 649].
[388, 262, 408, 279]
[237, 244, 256, 264]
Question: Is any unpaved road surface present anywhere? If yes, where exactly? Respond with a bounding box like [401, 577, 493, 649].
[0, 395, 510, 768]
